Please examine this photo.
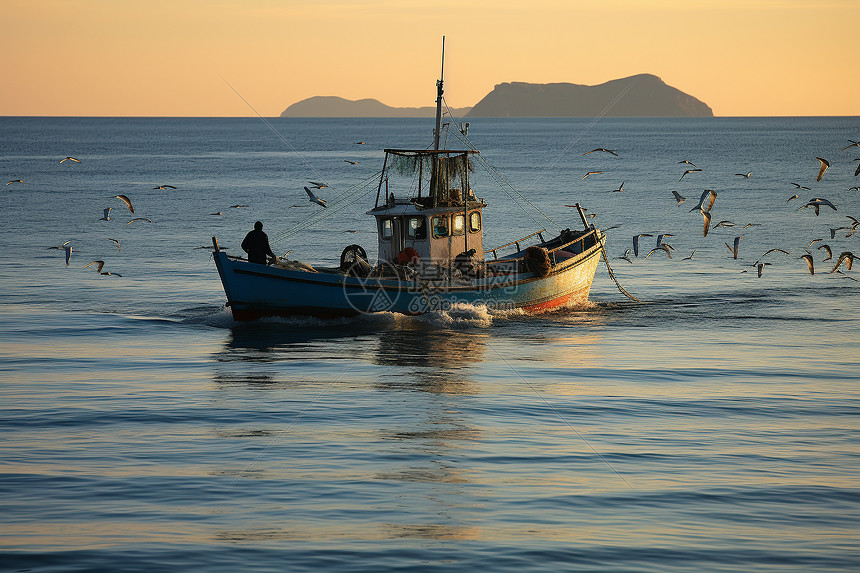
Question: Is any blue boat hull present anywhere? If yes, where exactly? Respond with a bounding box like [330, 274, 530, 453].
[212, 237, 604, 320]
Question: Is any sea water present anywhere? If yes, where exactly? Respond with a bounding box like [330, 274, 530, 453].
[1, 116, 858, 571]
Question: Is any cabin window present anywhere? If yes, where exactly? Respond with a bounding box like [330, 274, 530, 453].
[452, 214, 465, 236]
[380, 218, 393, 240]
[407, 216, 427, 240]
[432, 216, 449, 238]
[469, 211, 482, 233]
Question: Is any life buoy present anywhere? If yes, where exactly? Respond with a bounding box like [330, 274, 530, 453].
[397, 247, 421, 265]
[525, 246, 552, 277]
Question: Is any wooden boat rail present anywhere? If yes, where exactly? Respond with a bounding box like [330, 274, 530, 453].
[484, 227, 599, 267]
[484, 229, 547, 260]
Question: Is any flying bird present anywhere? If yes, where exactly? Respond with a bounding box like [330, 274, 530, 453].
[99, 207, 112, 221]
[645, 245, 672, 259]
[5, 179, 23, 186]
[84, 260, 105, 273]
[762, 248, 790, 257]
[808, 238, 824, 247]
[581, 171, 603, 180]
[682, 250, 696, 260]
[632, 233, 654, 257]
[108, 238, 120, 252]
[801, 197, 837, 216]
[854, 159, 860, 177]
[790, 182, 810, 190]
[831, 251, 857, 273]
[679, 160, 697, 167]
[817, 244, 832, 261]
[679, 168, 702, 182]
[841, 140, 860, 151]
[355, 141, 366, 145]
[229, 204, 249, 208]
[583, 148, 618, 156]
[308, 181, 328, 189]
[655, 234, 674, 248]
[112, 195, 134, 213]
[63, 241, 72, 266]
[787, 194, 799, 202]
[616, 249, 633, 263]
[127, 217, 152, 225]
[344, 160, 359, 165]
[800, 254, 815, 275]
[756, 262, 771, 278]
[689, 189, 717, 213]
[725, 236, 743, 259]
[671, 190, 686, 205]
[153, 184, 177, 190]
[699, 209, 712, 237]
[59, 156, 81, 163]
[815, 157, 830, 182]
[611, 182, 624, 192]
[304, 186, 328, 208]
[735, 171, 752, 178]
[711, 220, 735, 230]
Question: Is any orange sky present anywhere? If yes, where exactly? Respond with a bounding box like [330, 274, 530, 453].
[2, 0, 857, 117]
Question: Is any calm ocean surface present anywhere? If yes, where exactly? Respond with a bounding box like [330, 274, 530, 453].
[1, 115, 858, 572]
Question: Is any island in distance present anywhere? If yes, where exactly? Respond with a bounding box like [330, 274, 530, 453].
[280, 74, 713, 118]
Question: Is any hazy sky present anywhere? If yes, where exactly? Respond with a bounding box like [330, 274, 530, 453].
[2, 0, 857, 117]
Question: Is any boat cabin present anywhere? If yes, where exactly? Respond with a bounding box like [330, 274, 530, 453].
[368, 149, 486, 266]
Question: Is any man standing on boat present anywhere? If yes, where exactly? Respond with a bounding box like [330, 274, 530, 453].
[242, 221, 277, 265]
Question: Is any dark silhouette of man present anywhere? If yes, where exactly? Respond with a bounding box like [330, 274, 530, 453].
[242, 221, 276, 265]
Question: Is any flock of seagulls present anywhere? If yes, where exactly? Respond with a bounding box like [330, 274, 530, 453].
[594, 140, 859, 281]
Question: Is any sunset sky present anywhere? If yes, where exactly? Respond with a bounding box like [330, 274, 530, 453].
[2, 0, 857, 117]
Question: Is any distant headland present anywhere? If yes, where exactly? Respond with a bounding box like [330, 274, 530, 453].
[280, 74, 713, 118]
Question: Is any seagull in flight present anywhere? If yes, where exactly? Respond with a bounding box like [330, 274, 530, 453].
[108, 238, 120, 252]
[679, 168, 702, 182]
[99, 207, 112, 221]
[632, 233, 653, 257]
[308, 181, 328, 189]
[801, 197, 837, 216]
[756, 262, 771, 278]
[127, 217, 152, 225]
[815, 157, 830, 182]
[817, 244, 832, 261]
[854, 159, 860, 177]
[791, 182, 811, 190]
[304, 186, 328, 208]
[153, 184, 177, 190]
[711, 220, 735, 230]
[611, 182, 624, 192]
[841, 140, 860, 151]
[800, 254, 815, 275]
[583, 148, 618, 156]
[112, 194, 134, 213]
[679, 160, 697, 167]
[5, 179, 23, 186]
[725, 236, 743, 259]
[645, 245, 672, 259]
[229, 204, 249, 209]
[344, 160, 359, 165]
[831, 251, 857, 273]
[60, 156, 81, 163]
[787, 194, 799, 202]
[671, 191, 686, 205]
[762, 248, 790, 257]
[63, 241, 72, 266]
[616, 249, 633, 263]
[689, 189, 717, 213]
[581, 171, 603, 180]
[735, 171, 752, 178]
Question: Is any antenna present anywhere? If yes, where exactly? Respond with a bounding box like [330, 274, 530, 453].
[433, 36, 445, 150]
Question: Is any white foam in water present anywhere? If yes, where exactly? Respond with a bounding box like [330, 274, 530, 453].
[419, 302, 494, 328]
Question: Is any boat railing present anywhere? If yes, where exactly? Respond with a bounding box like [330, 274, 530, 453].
[484, 227, 600, 270]
[484, 229, 547, 260]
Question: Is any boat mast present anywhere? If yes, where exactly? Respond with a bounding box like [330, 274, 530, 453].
[433, 36, 445, 151]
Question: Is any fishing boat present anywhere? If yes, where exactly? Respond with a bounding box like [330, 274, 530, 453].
[212, 49, 607, 321]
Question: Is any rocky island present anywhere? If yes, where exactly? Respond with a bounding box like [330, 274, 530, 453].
[280, 74, 712, 118]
